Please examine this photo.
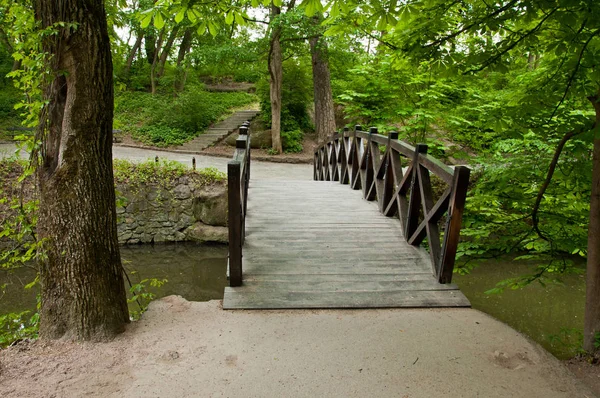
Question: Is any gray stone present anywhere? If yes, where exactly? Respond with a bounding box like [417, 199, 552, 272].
[185, 222, 228, 243]
[174, 184, 192, 200]
[192, 184, 228, 227]
[225, 128, 272, 149]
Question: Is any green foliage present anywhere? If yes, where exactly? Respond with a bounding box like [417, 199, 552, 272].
[281, 129, 303, 153]
[113, 158, 225, 188]
[0, 310, 39, 348]
[127, 276, 168, 320]
[256, 59, 313, 133]
[114, 86, 256, 146]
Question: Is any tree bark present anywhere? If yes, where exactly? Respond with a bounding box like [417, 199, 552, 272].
[150, 28, 165, 95]
[144, 29, 156, 64]
[123, 31, 144, 75]
[584, 93, 600, 353]
[35, 0, 129, 341]
[309, 28, 336, 143]
[174, 28, 193, 92]
[156, 25, 180, 78]
[268, 3, 283, 153]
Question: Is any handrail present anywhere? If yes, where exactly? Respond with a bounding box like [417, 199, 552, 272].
[314, 125, 470, 284]
[228, 122, 251, 287]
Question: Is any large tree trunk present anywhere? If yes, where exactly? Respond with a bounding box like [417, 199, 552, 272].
[268, 3, 283, 153]
[584, 93, 600, 353]
[309, 28, 336, 143]
[174, 28, 193, 92]
[35, 0, 129, 341]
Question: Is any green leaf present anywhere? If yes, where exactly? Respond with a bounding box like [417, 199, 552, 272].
[225, 11, 234, 25]
[154, 12, 165, 29]
[175, 9, 185, 24]
[140, 13, 153, 29]
[235, 12, 245, 26]
[208, 21, 217, 37]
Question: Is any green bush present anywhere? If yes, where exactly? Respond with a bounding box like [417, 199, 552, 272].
[281, 130, 303, 153]
[256, 59, 313, 133]
[114, 86, 256, 147]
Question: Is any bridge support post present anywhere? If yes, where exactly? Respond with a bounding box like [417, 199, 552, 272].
[438, 165, 471, 283]
[228, 160, 243, 287]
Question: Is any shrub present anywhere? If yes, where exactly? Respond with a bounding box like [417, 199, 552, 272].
[256, 59, 313, 132]
[281, 130, 303, 153]
[114, 86, 256, 146]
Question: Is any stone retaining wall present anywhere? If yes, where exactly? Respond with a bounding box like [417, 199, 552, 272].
[116, 177, 228, 245]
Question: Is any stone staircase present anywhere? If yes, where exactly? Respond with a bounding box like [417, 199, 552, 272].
[176, 109, 260, 154]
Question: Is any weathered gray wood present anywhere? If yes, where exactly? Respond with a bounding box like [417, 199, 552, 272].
[222, 178, 470, 310]
[223, 289, 470, 309]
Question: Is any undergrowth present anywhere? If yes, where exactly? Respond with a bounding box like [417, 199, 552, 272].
[114, 85, 256, 147]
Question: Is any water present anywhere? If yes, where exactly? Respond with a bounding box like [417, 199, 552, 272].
[454, 259, 586, 359]
[0, 245, 587, 359]
[0, 243, 228, 316]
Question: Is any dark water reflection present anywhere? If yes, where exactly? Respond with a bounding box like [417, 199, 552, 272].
[454, 260, 586, 359]
[0, 243, 228, 315]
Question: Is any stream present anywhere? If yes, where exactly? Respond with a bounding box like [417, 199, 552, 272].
[0, 244, 586, 359]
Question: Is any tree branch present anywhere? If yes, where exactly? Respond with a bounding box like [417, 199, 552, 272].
[531, 128, 587, 240]
[424, 0, 520, 48]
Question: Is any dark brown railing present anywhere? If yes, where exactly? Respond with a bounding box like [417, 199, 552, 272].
[314, 126, 470, 284]
[228, 122, 251, 287]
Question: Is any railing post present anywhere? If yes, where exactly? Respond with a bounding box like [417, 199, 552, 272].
[405, 143, 428, 240]
[438, 165, 471, 284]
[239, 122, 250, 227]
[228, 160, 242, 287]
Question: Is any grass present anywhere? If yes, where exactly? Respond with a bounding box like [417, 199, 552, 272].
[114, 84, 257, 147]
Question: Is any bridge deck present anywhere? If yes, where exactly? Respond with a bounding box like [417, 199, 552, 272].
[223, 179, 470, 309]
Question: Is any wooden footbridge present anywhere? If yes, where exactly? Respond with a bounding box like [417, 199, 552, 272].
[223, 124, 471, 309]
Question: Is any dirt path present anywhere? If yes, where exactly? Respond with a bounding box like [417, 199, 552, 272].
[0, 143, 313, 180]
[0, 297, 596, 397]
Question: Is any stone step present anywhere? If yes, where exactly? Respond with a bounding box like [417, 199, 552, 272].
[174, 109, 260, 153]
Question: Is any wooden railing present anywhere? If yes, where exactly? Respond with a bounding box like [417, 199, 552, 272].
[228, 122, 251, 287]
[314, 126, 470, 284]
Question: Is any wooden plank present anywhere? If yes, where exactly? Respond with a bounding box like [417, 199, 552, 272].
[243, 273, 437, 282]
[232, 279, 461, 292]
[223, 289, 470, 309]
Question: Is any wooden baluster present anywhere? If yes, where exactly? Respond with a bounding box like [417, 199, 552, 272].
[381, 132, 398, 213]
[405, 144, 427, 241]
[314, 151, 319, 180]
[364, 127, 377, 201]
[228, 160, 242, 287]
[340, 127, 350, 184]
[438, 166, 471, 284]
[351, 125, 362, 190]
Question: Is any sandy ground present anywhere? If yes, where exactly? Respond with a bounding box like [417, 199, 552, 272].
[0, 297, 596, 398]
